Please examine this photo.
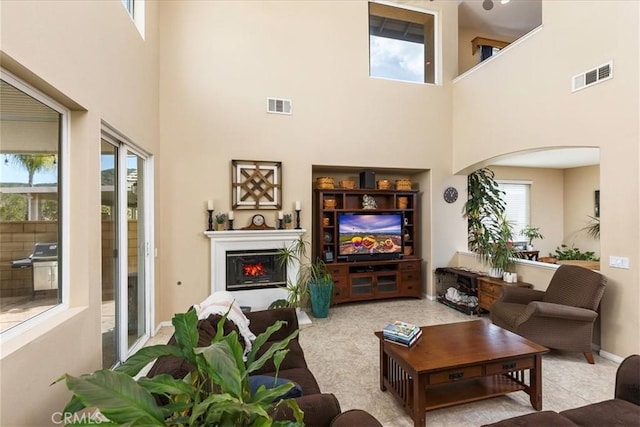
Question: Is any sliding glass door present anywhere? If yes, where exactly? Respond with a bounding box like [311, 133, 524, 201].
[101, 129, 152, 368]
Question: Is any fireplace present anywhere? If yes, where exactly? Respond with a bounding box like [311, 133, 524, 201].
[226, 249, 286, 290]
[205, 229, 305, 309]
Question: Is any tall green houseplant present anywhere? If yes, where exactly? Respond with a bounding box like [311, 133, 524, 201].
[490, 213, 517, 274]
[464, 168, 508, 267]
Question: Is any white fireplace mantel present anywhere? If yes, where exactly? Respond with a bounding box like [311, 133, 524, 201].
[204, 229, 306, 310]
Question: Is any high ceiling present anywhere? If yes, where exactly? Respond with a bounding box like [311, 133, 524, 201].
[458, 0, 542, 39]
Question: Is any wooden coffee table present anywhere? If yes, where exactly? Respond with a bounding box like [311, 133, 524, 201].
[375, 320, 548, 426]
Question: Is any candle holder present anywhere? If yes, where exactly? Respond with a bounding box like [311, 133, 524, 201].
[295, 209, 301, 229]
[278, 219, 284, 230]
[207, 209, 214, 231]
[228, 219, 234, 231]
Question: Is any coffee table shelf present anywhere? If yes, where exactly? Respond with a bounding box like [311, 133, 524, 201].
[425, 375, 527, 410]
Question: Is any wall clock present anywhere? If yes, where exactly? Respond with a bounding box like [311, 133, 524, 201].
[443, 187, 458, 203]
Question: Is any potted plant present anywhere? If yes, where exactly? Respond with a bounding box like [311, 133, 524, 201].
[283, 213, 293, 229]
[520, 225, 544, 250]
[552, 244, 600, 270]
[277, 238, 333, 318]
[488, 214, 517, 277]
[55, 309, 304, 426]
[463, 168, 508, 269]
[215, 213, 226, 230]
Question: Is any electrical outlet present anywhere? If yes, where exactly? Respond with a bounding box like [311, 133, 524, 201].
[609, 256, 629, 269]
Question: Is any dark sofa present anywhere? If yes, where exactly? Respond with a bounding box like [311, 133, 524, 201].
[147, 307, 381, 427]
[482, 354, 640, 426]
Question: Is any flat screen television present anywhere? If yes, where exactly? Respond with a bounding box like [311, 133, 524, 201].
[337, 212, 403, 260]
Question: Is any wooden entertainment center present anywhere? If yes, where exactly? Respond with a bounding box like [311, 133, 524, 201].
[313, 188, 422, 304]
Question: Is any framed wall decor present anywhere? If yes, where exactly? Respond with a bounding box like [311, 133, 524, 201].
[232, 160, 282, 210]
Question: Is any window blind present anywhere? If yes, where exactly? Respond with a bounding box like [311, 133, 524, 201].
[498, 182, 530, 242]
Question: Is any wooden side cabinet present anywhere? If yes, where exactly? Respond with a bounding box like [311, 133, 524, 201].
[477, 276, 533, 313]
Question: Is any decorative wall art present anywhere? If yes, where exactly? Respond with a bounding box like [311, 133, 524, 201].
[232, 160, 282, 210]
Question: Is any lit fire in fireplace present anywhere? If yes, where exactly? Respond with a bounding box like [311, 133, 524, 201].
[243, 262, 267, 277]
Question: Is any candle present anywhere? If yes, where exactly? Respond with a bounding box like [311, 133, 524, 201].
[278, 211, 283, 219]
[228, 211, 234, 220]
[295, 201, 301, 210]
[207, 200, 213, 210]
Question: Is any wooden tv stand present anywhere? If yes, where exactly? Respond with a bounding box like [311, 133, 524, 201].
[313, 188, 423, 304]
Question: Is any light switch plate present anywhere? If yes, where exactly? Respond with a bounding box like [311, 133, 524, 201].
[609, 256, 629, 269]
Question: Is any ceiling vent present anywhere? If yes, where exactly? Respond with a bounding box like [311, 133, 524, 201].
[572, 61, 613, 92]
[267, 98, 292, 115]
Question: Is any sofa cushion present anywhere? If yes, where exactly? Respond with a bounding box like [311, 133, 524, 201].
[271, 393, 342, 426]
[330, 409, 383, 427]
[481, 411, 577, 427]
[560, 398, 640, 427]
[276, 367, 321, 395]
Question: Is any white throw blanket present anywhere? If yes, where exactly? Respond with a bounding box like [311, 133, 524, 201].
[193, 291, 256, 356]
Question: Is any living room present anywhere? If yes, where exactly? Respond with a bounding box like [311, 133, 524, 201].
[0, 1, 638, 425]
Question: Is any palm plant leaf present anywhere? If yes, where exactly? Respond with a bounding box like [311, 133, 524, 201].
[250, 381, 296, 405]
[137, 374, 194, 397]
[172, 310, 199, 363]
[115, 344, 184, 377]
[194, 340, 243, 397]
[60, 370, 165, 425]
[246, 321, 299, 371]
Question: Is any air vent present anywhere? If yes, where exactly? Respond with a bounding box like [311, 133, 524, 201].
[572, 61, 613, 92]
[267, 98, 292, 115]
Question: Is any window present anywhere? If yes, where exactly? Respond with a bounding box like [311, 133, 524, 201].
[498, 181, 531, 243]
[121, 0, 134, 17]
[121, 0, 145, 38]
[0, 70, 68, 333]
[369, 2, 436, 84]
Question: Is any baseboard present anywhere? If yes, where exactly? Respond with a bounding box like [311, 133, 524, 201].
[598, 349, 624, 364]
[154, 321, 172, 336]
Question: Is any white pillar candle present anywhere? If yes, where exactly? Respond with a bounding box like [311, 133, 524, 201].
[278, 211, 283, 219]
[295, 201, 301, 210]
[228, 211, 234, 220]
[207, 200, 213, 210]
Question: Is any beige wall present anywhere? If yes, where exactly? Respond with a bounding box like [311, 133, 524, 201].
[0, 1, 159, 425]
[563, 165, 600, 256]
[453, 1, 640, 358]
[491, 166, 564, 258]
[156, 0, 464, 318]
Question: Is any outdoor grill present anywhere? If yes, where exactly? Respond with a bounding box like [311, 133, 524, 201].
[11, 242, 58, 295]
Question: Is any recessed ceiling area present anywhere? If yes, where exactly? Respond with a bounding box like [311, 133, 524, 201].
[458, 0, 542, 39]
[490, 148, 600, 169]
